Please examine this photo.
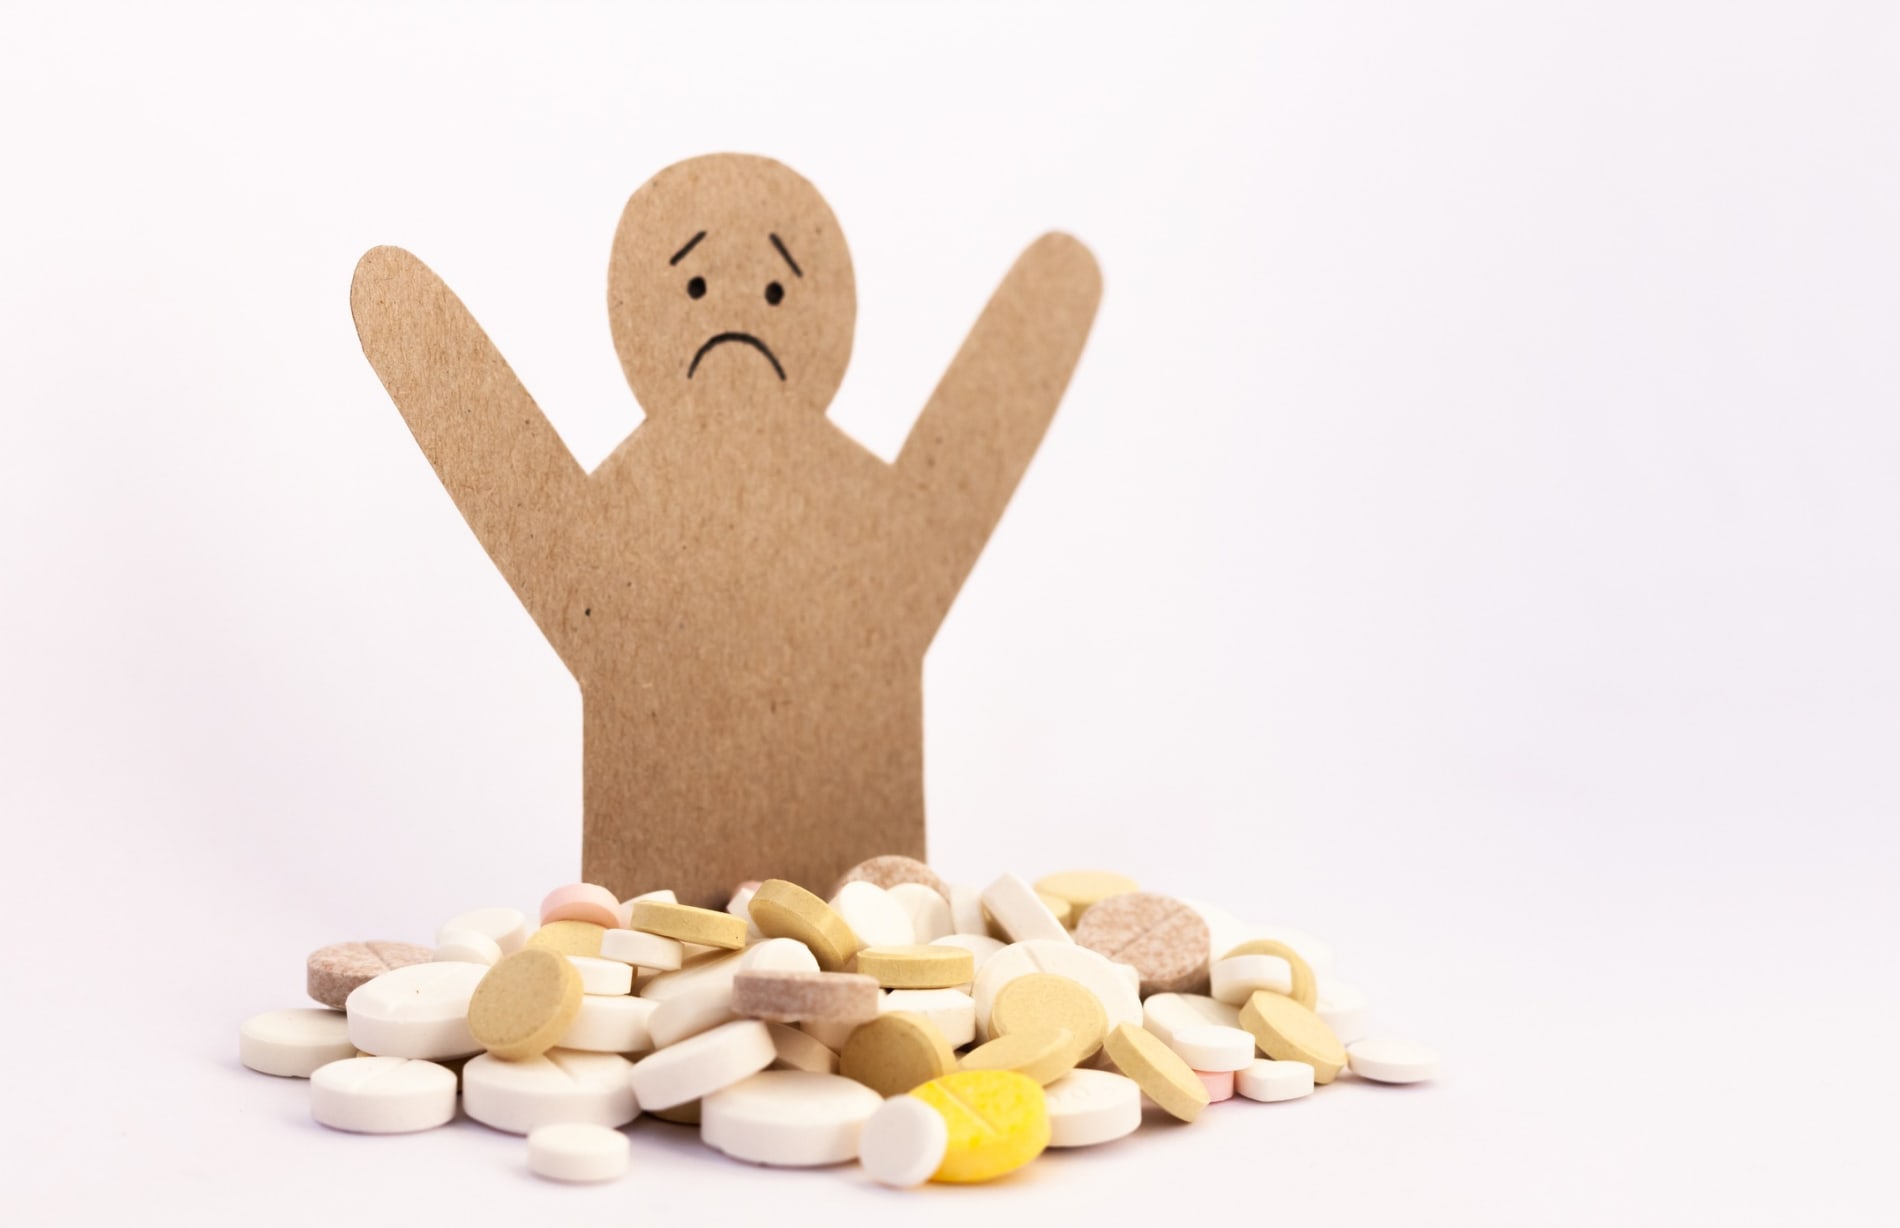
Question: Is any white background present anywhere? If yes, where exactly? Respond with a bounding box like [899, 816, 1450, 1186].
[3, 2, 1895, 1223]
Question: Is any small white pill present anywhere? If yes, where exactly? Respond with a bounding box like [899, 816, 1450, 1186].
[859, 1092, 948, 1187]
[1168, 1024, 1255, 1072]
[628, 1019, 775, 1111]
[345, 962, 485, 1060]
[738, 937, 820, 974]
[1042, 1068, 1142, 1147]
[980, 873, 1072, 945]
[238, 1009, 355, 1077]
[638, 949, 744, 1002]
[1317, 980, 1372, 1045]
[600, 928, 684, 972]
[1236, 1058, 1315, 1102]
[310, 1056, 457, 1133]
[948, 883, 989, 936]
[437, 907, 528, 955]
[527, 1123, 631, 1183]
[567, 955, 633, 996]
[887, 882, 953, 942]
[1142, 993, 1241, 1048]
[726, 884, 765, 940]
[461, 1050, 637, 1134]
[828, 881, 915, 948]
[559, 994, 658, 1053]
[432, 929, 503, 966]
[1209, 953, 1293, 1005]
[1346, 1037, 1440, 1084]
[880, 988, 975, 1049]
[647, 979, 736, 1048]
[766, 1021, 839, 1074]
[702, 1070, 884, 1166]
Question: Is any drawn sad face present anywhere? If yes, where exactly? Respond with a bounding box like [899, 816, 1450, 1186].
[609, 154, 857, 419]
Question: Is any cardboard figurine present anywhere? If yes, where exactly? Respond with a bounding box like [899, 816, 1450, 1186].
[352, 154, 1100, 904]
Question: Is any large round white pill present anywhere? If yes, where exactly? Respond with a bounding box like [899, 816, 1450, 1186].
[859, 1092, 948, 1186]
[1169, 1023, 1256, 1072]
[345, 961, 485, 1060]
[702, 1070, 883, 1167]
[310, 1056, 457, 1133]
[887, 882, 953, 942]
[560, 994, 657, 1053]
[1346, 1037, 1440, 1084]
[239, 1009, 355, 1078]
[462, 1050, 637, 1134]
[1042, 1068, 1142, 1148]
[1236, 1058, 1315, 1102]
[437, 907, 529, 955]
[628, 1019, 775, 1111]
[527, 1123, 630, 1183]
[1317, 980, 1372, 1044]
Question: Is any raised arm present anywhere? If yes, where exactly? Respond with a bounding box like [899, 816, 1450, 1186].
[894, 231, 1102, 624]
[351, 245, 589, 658]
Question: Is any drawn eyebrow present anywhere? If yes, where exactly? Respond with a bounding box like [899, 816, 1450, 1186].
[768, 233, 803, 278]
[669, 231, 707, 265]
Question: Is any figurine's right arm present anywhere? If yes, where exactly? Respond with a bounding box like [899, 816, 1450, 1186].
[351, 246, 589, 657]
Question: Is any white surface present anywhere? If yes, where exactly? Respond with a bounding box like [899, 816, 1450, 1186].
[309, 1057, 458, 1134]
[461, 1050, 638, 1135]
[627, 1020, 776, 1111]
[1235, 1059, 1316, 1104]
[1, 2, 1894, 1223]
[526, 1123, 631, 1183]
[343, 963, 485, 1060]
[859, 1093, 950, 1187]
[238, 1010, 356, 1078]
[1042, 1069, 1143, 1149]
[700, 1070, 884, 1167]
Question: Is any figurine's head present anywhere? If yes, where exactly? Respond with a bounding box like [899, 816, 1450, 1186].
[610, 154, 856, 420]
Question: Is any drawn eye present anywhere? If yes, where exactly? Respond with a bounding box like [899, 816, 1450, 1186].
[764, 281, 784, 306]
[687, 276, 706, 299]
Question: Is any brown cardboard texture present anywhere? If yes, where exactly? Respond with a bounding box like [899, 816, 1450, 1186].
[351, 153, 1101, 904]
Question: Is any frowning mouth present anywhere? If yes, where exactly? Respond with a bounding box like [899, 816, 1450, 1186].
[687, 332, 785, 381]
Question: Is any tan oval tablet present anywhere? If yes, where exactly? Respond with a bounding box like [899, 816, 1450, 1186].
[306, 941, 434, 1010]
[1072, 892, 1210, 997]
[1102, 1022, 1209, 1123]
[731, 970, 880, 1024]
[960, 1027, 1076, 1086]
[833, 855, 950, 902]
[468, 948, 583, 1061]
[1220, 938, 1318, 1009]
[838, 1011, 958, 1097]
[1239, 990, 1346, 1084]
[628, 900, 747, 950]
[525, 921, 606, 958]
[855, 945, 976, 990]
[989, 972, 1106, 1068]
[748, 880, 862, 972]
[1033, 870, 1139, 922]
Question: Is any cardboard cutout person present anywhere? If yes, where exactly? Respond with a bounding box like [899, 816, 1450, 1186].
[352, 154, 1100, 904]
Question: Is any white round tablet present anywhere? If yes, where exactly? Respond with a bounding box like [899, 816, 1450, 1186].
[567, 955, 633, 996]
[238, 1009, 355, 1077]
[345, 961, 485, 1060]
[628, 1019, 775, 1111]
[859, 1092, 948, 1186]
[559, 994, 658, 1053]
[433, 929, 503, 966]
[702, 1070, 884, 1167]
[1209, 953, 1293, 1005]
[738, 937, 820, 974]
[461, 1050, 637, 1134]
[828, 881, 915, 948]
[880, 989, 975, 1049]
[527, 1122, 630, 1183]
[1236, 1058, 1315, 1102]
[887, 882, 953, 942]
[1317, 980, 1372, 1045]
[436, 907, 528, 956]
[1346, 1037, 1440, 1084]
[1142, 992, 1241, 1047]
[1042, 1068, 1142, 1148]
[1169, 1023, 1255, 1072]
[600, 928, 684, 972]
[310, 1056, 457, 1133]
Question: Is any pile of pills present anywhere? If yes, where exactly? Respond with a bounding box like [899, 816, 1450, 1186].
[239, 859, 1439, 1186]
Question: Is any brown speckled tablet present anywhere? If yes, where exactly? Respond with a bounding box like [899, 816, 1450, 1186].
[307, 941, 434, 1010]
[732, 970, 881, 1024]
[833, 855, 950, 903]
[1071, 893, 1209, 997]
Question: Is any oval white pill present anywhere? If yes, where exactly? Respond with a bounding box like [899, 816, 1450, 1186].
[1209, 953, 1292, 1005]
[1317, 980, 1372, 1044]
[1169, 1023, 1255, 1072]
[527, 1123, 631, 1183]
[628, 1019, 775, 1111]
[238, 1009, 355, 1077]
[647, 979, 736, 1048]
[437, 907, 528, 956]
[638, 949, 744, 1002]
[559, 994, 658, 1053]
[567, 955, 633, 996]
[948, 883, 988, 936]
[738, 937, 820, 974]
[702, 1070, 885, 1167]
[1043, 1068, 1142, 1147]
[766, 1021, 839, 1073]
[310, 1056, 457, 1133]
[433, 929, 503, 966]
[980, 873, 1072, 945]
[461, 1049, 637, 1134]
[1236, 1058, 1315, 1102]
[828, 881, 914, 948]
[345, 962, 486, 1060]
[880, 988, 975, 1049]
[1141, 993, 1241, 1048]
[600, 928, 684, 972]
[1346, 1037, 1440, 1084]
[859, 1092, 949, 1186]
[726, 884, 764, 940]
[887, 882, 952, 942]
